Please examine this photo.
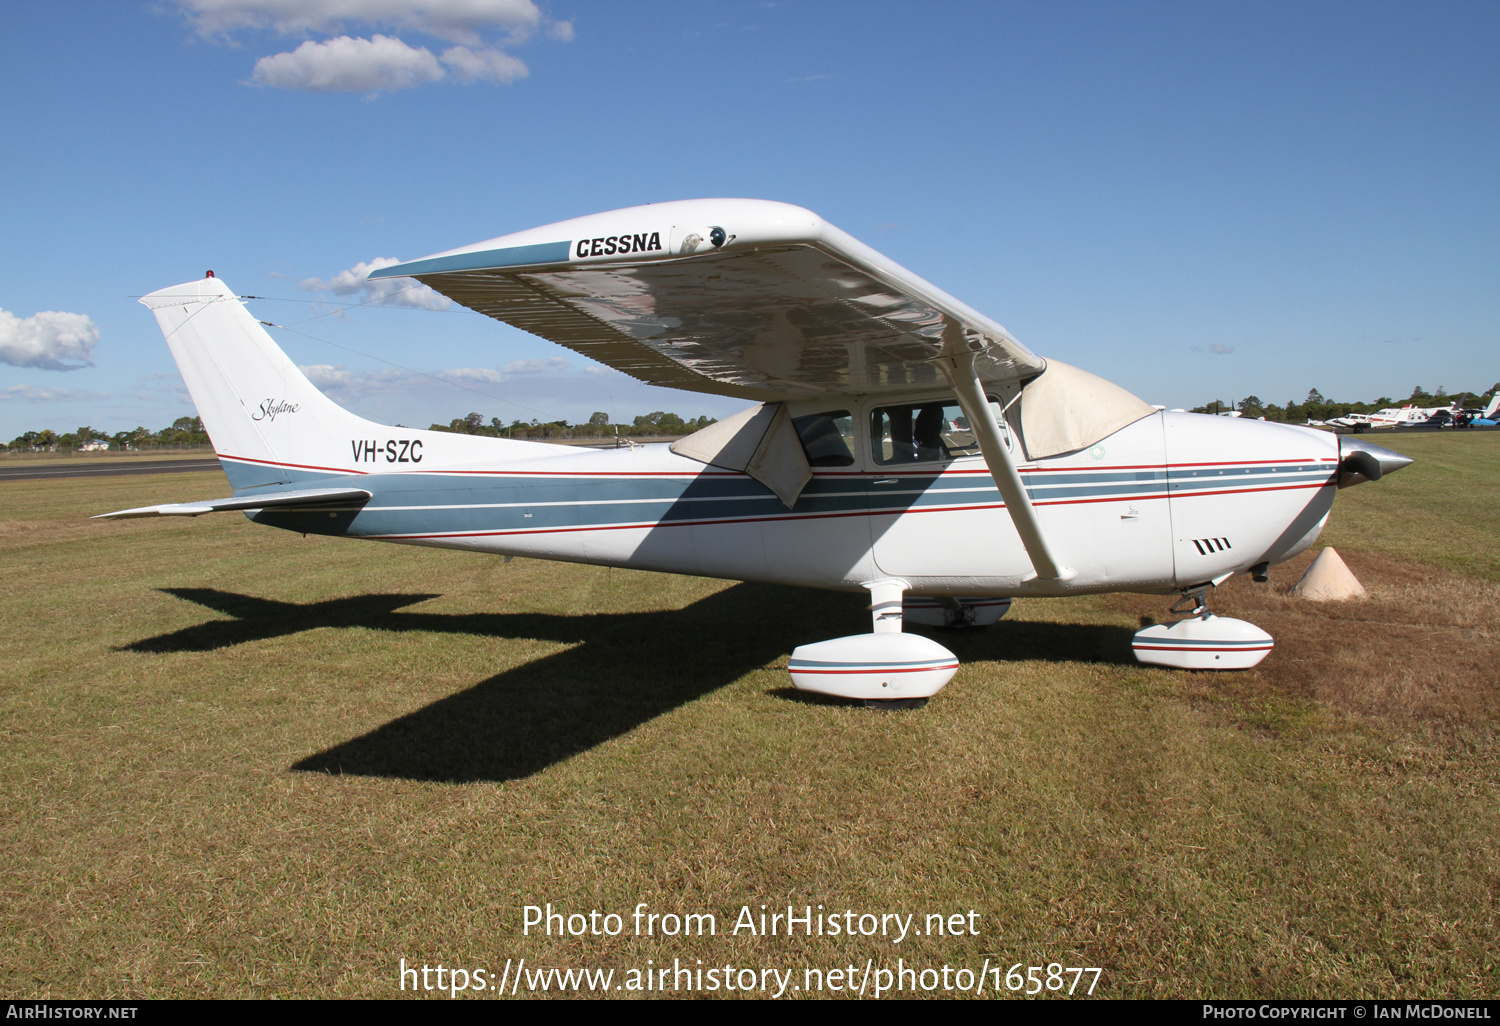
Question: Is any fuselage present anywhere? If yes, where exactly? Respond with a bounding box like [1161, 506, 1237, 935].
[240, 409, 1340, 598]
[1368, 406, 1435, 428]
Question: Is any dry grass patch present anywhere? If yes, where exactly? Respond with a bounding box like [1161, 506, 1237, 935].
[1099, 549, 1499, 730]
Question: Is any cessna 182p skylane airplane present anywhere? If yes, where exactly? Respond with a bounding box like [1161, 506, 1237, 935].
[101, 199, 1412, 706]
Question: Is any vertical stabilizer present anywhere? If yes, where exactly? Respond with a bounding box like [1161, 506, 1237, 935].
[140, 276, 572, 490]
[143, 277, 363, 486]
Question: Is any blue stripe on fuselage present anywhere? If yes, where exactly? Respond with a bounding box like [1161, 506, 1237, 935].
[239, 458, 1329, 541]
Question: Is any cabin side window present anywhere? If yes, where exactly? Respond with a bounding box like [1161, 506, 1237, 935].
[791, 410, 856, 467]
[870, 398, 1010, 466]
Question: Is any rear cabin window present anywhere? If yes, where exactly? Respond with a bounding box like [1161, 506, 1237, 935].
[871, 399, 1010, 465]
[792, 410, 856, 467]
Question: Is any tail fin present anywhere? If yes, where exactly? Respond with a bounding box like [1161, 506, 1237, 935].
[141, 276, 570, 489]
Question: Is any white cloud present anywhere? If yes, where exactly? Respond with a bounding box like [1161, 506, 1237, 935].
[440, 45, 527, 83]
[179, 0, 544, 45]
[442, 366, 504, 383]
[299, 257, 452, 310]
[502, 357, 570, 374]
[251, 35, 444, 92]
[126, 371, 191, 403]
[251, 36, 534, 92]
[1209, 343, 1234, 355]
[299, 362, 511, 400]
[178, 1, 569, 94]
[0, 384, 108, 402]
[0, 308, 99, 372]
[300, 359, 579, 405]
[301, 358, 571, 397]
[297, 357, 577, 408]
[298, 363, 362, 388]
[298, 363, 414, 401]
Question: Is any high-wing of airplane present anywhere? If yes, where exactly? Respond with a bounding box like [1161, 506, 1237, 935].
[100, 199, 1412, 706]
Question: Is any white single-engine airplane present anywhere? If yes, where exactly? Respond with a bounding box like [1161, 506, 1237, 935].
[101, 199, 1412, 706]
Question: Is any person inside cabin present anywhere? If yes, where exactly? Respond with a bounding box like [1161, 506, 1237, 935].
[913, 404, 945, 461]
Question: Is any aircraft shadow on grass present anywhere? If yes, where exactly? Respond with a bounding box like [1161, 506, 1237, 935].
[123, 584, 1136, 783]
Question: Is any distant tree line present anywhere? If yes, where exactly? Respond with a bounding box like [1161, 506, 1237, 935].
[429, 410, 716, 440]
[4, 417, 209, 453]
[3, 410, 716, 453]
[1192, 384, 1500, 423]
[12, 382, 1492, 454]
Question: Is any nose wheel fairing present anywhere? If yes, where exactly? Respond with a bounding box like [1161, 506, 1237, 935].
[1132, 614, 1274, 669]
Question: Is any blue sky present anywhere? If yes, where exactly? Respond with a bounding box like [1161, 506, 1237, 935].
[2, 0, 1496, 440]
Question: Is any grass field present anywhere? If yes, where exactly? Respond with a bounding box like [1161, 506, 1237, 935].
[1, 431, 1495, 999]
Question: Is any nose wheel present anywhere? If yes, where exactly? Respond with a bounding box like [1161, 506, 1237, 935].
[1132, 582, 1274, 670]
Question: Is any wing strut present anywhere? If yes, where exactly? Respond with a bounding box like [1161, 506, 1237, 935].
[936, 321, 1076, 583]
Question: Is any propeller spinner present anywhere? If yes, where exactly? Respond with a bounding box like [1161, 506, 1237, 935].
[1337, 436, 1414, 488]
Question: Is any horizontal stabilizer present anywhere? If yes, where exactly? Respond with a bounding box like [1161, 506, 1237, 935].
[93, 487, 372, 520]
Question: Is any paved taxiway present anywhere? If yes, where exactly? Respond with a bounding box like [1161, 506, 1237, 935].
[0, 459, 223, 482]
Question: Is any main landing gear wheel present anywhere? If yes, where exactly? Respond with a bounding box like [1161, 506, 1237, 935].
[788, 580, 958, 707]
